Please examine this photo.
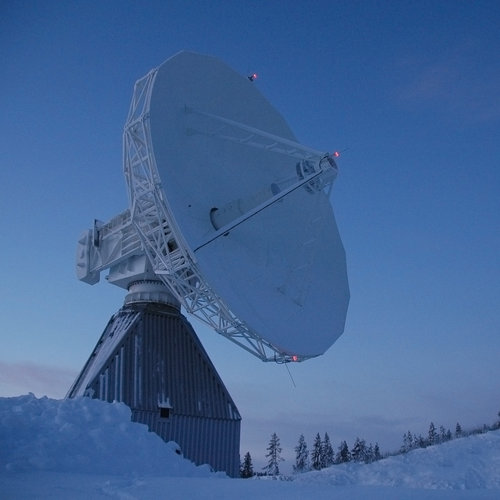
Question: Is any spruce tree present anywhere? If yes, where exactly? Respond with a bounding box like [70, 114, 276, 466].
[400, 432, 407, 454]
[455, 422, 463, 437]
[311, 432, 323, 470]
[428, 422, 437, 445]
[240, 451, 254, 478]
[351, 437, 367, 463]
[336, 440, 350, 463]
[293, 434, 309, 473]
[366, 442, 380, 463]
[407, 431, 414, 450]
[263, 432, 283, 476]
[321, 432, 334, 468]
[416, 434, 426, 448]
[439, 425, 447, 443]
[401, 431, 414, 453]
[365, 443, 374, 463]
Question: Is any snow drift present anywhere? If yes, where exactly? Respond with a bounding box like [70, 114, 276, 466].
[1, 394, 500, 499]
[295, 431, 500, 490]
[0, 393, 213, 477]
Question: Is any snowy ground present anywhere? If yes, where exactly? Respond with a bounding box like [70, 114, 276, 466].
[1, 395, 499, 499]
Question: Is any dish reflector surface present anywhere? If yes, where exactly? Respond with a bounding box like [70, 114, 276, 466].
[144, 52, 349, 358]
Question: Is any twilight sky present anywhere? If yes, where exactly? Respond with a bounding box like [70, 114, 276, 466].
[1, 0, 499, 469]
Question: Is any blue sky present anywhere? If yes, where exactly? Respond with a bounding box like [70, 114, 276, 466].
[1, 1, 499, 468]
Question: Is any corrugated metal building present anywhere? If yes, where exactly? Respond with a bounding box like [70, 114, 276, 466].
[67, 299, 241, 477]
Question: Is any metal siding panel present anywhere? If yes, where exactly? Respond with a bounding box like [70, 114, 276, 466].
[119, 346, 124, 402]
[69, 303, 241, 476]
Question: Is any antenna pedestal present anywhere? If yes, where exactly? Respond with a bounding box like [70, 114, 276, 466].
[125, 280, 180, 309]
[67, 299, 241, 476]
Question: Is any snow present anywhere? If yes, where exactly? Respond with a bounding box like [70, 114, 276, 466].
[295, 434, 500, 490]
[1, 394, 499, 499]
[0, 394, 211, 477]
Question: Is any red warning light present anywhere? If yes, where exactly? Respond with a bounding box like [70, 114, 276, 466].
[248, 73, 258, 82]
[333, 151, 340, 158]
[292, 355, 298, 362]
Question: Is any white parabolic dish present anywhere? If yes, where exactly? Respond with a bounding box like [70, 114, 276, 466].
[126, 51, 349, 360]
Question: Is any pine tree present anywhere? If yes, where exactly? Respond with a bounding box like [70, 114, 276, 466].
[455, 422, 463, 437]
[240, 451, 254, 478]
[373, 442, 382, 461]
[321, 432, 334, 468]
[336, 440, 350, 463]
[263, 432, 283, 476]
[293, 434, 309, 473]
[311, 433, 323, 470]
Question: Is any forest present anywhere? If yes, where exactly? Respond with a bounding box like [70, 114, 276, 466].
[240, 410, 500, 478]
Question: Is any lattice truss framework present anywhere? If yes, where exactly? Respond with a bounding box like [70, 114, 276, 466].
[123, 69, 298, 362]
[79, 68, 338, 363]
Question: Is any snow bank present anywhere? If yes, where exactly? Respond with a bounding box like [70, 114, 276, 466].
[294, 429, 500, 490]
[1, 394, 500, 499]
[0, 394, 213, 477]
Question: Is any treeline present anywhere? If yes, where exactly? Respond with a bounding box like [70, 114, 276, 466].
[397, 412, 500, 456]
[400, 421, 455, 453]
[239, 431, 382, 478]
[239, 410, 500, 478]
[293, 433, 383, 472]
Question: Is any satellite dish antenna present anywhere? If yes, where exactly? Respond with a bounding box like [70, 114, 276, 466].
[76, 51, 349, 362]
